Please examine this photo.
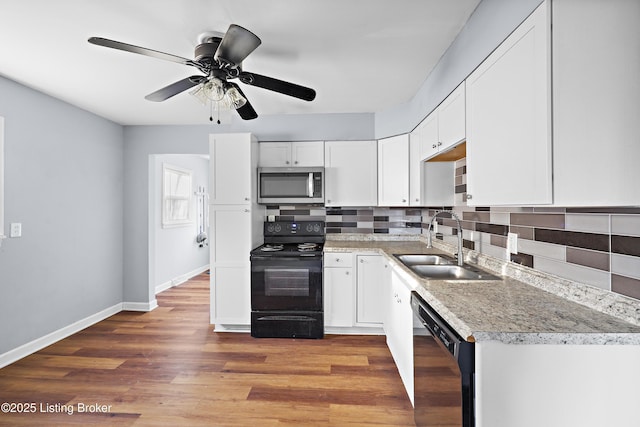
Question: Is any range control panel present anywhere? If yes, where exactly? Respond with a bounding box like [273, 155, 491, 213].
[264, 221, 325, 237]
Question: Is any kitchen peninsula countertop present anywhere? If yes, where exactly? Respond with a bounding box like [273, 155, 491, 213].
[324, 237, 640, 345]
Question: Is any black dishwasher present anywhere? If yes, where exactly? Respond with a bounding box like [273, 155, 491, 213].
[411, 291, 475, 427]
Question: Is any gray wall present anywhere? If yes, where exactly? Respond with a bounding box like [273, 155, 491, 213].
[123, 113, 374, 305]
[375, 0, 543, 138]
[0, 76, 124, 354]
[150, 154, 210, 291]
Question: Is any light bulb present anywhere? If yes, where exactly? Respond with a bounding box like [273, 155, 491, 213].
[225, 86, 246, 109]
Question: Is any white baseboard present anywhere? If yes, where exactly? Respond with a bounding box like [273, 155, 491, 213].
[155, 264, 209, 295]
[122, 299, 158, 312]
[0, 303, 122, 369]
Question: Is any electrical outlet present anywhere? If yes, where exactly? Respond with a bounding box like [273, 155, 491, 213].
[10, 223, 22, 238]
[507, 232, 518, 254]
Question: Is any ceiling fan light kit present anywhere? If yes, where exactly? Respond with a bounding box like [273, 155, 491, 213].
[88, 24, 316, 121]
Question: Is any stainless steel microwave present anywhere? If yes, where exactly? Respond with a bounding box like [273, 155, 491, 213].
[257, 167, 324, 205]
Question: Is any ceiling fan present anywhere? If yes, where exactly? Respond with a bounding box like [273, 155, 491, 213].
[88, 25, 316, 121]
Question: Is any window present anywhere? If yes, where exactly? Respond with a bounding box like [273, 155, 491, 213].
[162, 163, 193, 228]
[0, 116, 4, 243]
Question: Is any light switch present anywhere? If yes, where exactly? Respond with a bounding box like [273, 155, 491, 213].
[10, 223, 22, 238]
[507, 232, 518, 254]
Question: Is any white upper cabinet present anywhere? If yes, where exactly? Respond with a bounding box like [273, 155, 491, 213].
[415, 83, 466, 162]
[551, 0, 640, 206]
[378, 134, 409, 206]
[210, 133, 257, 205]
[465, 1, 552, 206]
[258, 141, 324, 167]
[437, 82, 466, 150]
[324, 140, 378, 207]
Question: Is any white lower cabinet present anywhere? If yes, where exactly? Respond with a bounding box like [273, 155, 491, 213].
[356, 254, 387, 325]
[211, 266, 250, 325]
[324, 252, 386, 331]
[386, 269, 415, 405]
[324, 266, 355, 327]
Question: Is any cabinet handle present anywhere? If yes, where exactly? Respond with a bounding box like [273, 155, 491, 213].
[294, 161, 299, 165]
[345, 271, 350, 275]
[335, 258, 341, 262]
[360, 259, 364, 263]
[402, 199, 407, 203]
[415, 198, 419, 202]
[432, 144, 437, 149]
[244, 197, 250, 201]
[466, 194, 473, 200]
[437, 141, 442, 146]
[327, 199, 331, 203]
[244, 209, 250, 213]
[285, 161, 290, 165]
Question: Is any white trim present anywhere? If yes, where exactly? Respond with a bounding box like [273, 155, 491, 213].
[0, 303, 122, 369]
[155, 264, 209, 295]
[122, 299, 158, 312]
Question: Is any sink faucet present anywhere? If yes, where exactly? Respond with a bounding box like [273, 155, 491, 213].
[426, 210, 464, 266]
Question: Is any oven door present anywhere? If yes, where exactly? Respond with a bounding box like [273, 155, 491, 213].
[251, 255, 323, 311]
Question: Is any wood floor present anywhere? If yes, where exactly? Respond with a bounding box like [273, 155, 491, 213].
[0, 272, 417, 426]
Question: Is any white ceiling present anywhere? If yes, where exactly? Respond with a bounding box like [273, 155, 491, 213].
[0, 0, 480, 125]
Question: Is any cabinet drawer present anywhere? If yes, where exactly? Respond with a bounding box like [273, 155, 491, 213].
[324, 253, 354, 268]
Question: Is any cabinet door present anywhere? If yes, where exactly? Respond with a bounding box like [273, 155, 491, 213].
[378, 134, 409, 206]
[258, 142, 291, 167]
[552, 0, 640, 206]
[324, 267, 355, 327]
[437, 82, 466, 151]
[291, 141, 324, 167]
[356, 255, 385, 325]
[324, 140, 377, 207]
[387, 270, 414, 404]
[212, 266, 250, 324]
[210, 133, 253, 205]
[409, 133, 425, 206]
[465, 2, 551, 205]
[210, 205, 252, 266]
[420, 112, 439, 160]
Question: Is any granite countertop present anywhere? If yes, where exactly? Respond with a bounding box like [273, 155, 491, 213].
[324, 238, 640, 345]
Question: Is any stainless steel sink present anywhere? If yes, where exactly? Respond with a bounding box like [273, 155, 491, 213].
[409, 264, 500, 280]
[394, 254, 455, 265]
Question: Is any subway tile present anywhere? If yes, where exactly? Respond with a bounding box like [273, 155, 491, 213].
[295, 215, 325, 222]
[489, 212, 510, 226]
[326, 222, 344, 228]
[358, 221, 374, 229]
[406, 209, 422, 216]
[389, 221, 408, 228]
[462, 239, 475, 250]
[566, 247, 610, 272]
[342, 215, 358, 222]
[463, 211, 490, 222]
[510, 252, 534, 268]
[611, 253, 640, 280]
[518, 239, 565, 261]
[455, 184, 467, 194]
[455, 165, 466, 176]
[474, 207, 491, 212]
[373, 216, 389, 221]
[612, 215, 640, 237]
[455, 175, 463, 186]
[309, 209, 327, 217]
[459, 220, 476, 231]
[326, 228, 341, 234]
[356, 215, 374, 222]
[611, 274, 640, 300]
[407, 222, 422, 228]
[611, 235, 640, 257]
[476, 222, 509, 236]
[280, 209, 310, 216]
[532, 207, 566, 213]
[482, 243, 509, 261]
[509, 226, 534, 240]
[533, 257, 610, 290]
[489, 206, 534, 213]
[374, 221, 389, 228]
[357, 209, 374, 216]
[534, 228, 609, 252]
[567, 207, 640, 214]
[374, 228, 390, 234]
[511, 213, 565, 229]
[565, 214, 610, 234]
[277, 215, 295, 221]
[491, 235, 507, 248]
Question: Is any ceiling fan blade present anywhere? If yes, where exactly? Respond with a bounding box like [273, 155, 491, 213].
[238, 72, 316, 101]
[214, 24, 261, 66]
[228, 83, 258, 120]
[145, 76, 205, 102]
[88, 37, 198, 67]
